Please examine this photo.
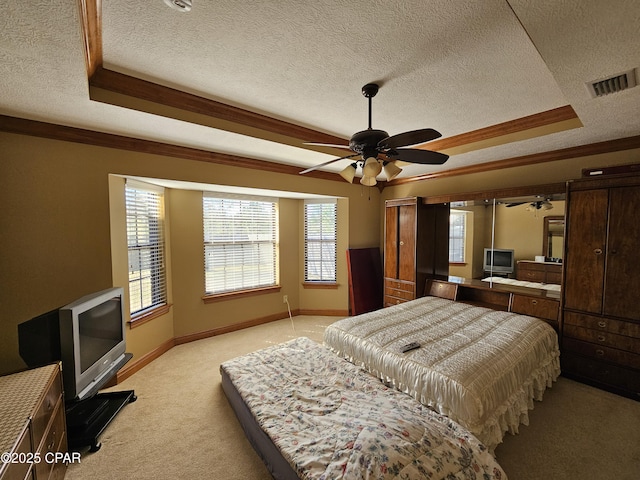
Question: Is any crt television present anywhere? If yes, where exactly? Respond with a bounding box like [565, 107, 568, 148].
[19, 287, 130, 402]
[483, 248, 515, 275]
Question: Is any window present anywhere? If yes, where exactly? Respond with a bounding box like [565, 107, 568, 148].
[203, 194, 278, 295]
[304, 200, 337, 282]
[125, 182, 167, 315]
[449, 210, 467, 263]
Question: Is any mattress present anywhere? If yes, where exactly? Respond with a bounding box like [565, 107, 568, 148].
[324, 296, 560, 450]
[220, 337, 506, 480]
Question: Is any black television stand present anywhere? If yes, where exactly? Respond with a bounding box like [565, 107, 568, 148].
[65, 353, 137, 453]
[66, 389, 137, 452]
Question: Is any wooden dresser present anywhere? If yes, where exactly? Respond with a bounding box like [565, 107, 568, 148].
[562, 174, 640, 399]
[0, 364, 67, 480]
[516, 260, 562, 284]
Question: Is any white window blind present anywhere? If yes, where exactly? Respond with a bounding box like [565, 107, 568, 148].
[203, 193, 278, 294]
[304, 200, 337, 282]
[125, 181, 167, 314]
[449, 210, 466, 263]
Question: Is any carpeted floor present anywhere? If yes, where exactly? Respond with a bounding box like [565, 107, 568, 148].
[66, 315, 640, 480]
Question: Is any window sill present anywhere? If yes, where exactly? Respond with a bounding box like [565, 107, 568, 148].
[202, 285, 281, 304]
[302, 282, 339, 289]
[129, 303, 172, 329]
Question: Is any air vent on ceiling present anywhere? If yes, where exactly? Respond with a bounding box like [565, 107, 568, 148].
[586, 68, 637, 98]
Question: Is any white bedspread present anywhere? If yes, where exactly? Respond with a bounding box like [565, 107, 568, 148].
[221, 337, 506, 480]
[324, 296, 560, 450]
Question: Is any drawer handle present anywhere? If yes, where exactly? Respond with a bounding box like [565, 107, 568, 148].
[597, 321, 607, 328]
[531, 300, 538, 305]
[399, 241, 404, 246]
[597, 335, 606, 342]
[595, 349, 605, 356]
[594, 248, 603, 255]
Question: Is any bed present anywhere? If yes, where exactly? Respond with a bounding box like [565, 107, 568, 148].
[482, 276, 561, 292]
[323, 296, 560, 450]
[220, 337, 506, 480]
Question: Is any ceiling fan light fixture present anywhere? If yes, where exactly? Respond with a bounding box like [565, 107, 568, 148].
[163, 0, 192, 12]
[360, 175, 377, 187]
[362, 157, 382, 177]
[383, 161, 402, 181]
[339, 163, 357, 183]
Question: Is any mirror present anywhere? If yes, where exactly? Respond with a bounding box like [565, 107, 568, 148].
[543, 215, 564, 261]
[447, 195, 566, 282]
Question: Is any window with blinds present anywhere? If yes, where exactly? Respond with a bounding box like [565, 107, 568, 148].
[449, 210, 467, 263]
[203, 194, 278, 295]
[304, 200, 337, 282]
[125, 182, 167, 315]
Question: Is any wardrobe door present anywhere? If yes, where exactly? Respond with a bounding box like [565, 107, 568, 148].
[384, 206, 399, 280]
[604, 186, 640, 320]
[397, 204, 417, 283]
[563, 189, 608, 314]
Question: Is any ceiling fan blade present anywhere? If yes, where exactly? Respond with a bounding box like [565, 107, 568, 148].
[505, 202, 526, 207]
[386, 148, 448, 165]
[378, 128, 442, 149]
[304, 142, 351, 149]
[299, 153, 360, 175]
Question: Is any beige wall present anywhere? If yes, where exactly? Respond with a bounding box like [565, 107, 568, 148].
[2, 129, 639, 376]
[0, 132, 379, 375]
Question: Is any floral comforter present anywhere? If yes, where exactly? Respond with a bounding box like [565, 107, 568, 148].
[220, 337, 506, 480]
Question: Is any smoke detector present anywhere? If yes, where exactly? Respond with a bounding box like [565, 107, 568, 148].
[163, 0, 192, 12]
[586, 68, 637, 98]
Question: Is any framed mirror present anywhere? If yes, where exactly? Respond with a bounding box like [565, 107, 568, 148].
[543, 215, 565, 261]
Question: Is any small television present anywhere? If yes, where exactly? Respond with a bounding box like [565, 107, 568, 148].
[19, 287, 131, 402]
[483, 248, 515, 275]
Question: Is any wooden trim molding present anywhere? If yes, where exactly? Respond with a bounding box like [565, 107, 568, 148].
[202, 286, 281, 304]
[389, 135, 640, 186]
[114, 337, 175, 384]
[302, 282, 339, 289]
[423, 105, 580, 153]
[423, 183, 567, 204]
[174, 310, 300, 345]
[129, 303, 172, 329]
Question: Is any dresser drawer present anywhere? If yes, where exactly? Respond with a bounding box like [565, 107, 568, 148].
[384, 295, 410, 307]
[561, 352, 640, 395]
[34, 398, 66, 480]
[384, 278, 415, 293]
[563, 337, 640, 369]
[0, 426, 33, 480]
[518, 269, 546, 282]
[384, 286, 414, 300]
[31, 370, 63, 452]
[564, 312, 640, 339]
[564, 325, 640, 354]
[511, 294, 559, 321]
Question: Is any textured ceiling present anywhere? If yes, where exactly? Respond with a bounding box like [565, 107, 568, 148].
[1, 0, 639, 181]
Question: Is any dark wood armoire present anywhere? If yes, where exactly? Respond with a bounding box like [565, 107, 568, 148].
[562, 174, 640, 399]
[383, 197, 449, 307]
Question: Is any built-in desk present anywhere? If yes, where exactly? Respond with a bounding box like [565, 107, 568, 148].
[426, 276, 560, 330]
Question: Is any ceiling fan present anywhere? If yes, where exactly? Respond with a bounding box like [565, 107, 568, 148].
[506, 200, 553, 211]
[299, 83, 449, 185]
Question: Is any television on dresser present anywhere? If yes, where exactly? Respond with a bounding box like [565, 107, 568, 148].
[483, 248, 515, 275]
[19, 287, 131, 402]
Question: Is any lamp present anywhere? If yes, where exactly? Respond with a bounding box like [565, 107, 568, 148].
[360, 175, 377, 186]
[383, 161, 402, 181]
[339, 163, 357, 183]
[362, 157, 382, 177]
